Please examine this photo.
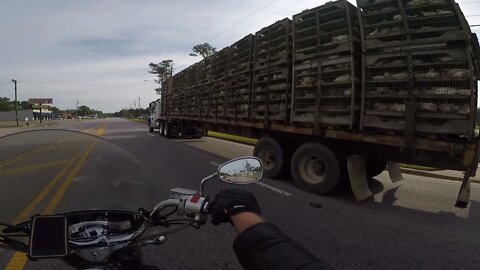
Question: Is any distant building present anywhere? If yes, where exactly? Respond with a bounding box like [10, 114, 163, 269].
[0, 110, 34, 122]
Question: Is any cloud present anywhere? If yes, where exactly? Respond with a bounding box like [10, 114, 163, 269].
[0, 0, 479, 112]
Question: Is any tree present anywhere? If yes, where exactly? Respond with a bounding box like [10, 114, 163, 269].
[148, 60, 174, 94]
[0, 97, 13, 111]
[20, 101, 32, 110]
[189, 43, 216, 59]
[77, 105, 91, 116]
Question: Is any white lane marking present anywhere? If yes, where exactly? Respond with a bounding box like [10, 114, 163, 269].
[210, 161, 220, 166]
[408, 174, 480, 188]
[146, 132, 155, 137]
[255, 181, 292, 197]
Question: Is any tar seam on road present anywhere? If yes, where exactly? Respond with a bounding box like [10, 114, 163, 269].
[146, 132, 155, 137]
[4, 124, 107, 270]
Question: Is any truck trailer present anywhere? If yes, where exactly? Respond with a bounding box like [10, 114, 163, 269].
[150, 0, 480, 207]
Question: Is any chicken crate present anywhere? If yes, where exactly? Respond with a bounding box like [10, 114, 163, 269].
[254, 18, 293, 72]
[197, 57, 212, 86]
[360, 44, 477, 139]
[171, 70, 186, 116]
[292, 53, 361, 129]
[357, 0, 472, 51]
[251, 68, 291, 124]
[211, 47, 229, 82]
[195, 84, 211, 117]
[226, 74, 252, 120]
[228, 35, 254, 78]
[185, 64, 198, 116]
[160, 86, 172, 116]
[208, 80, 227, 118]
[293, 0, 361, 62]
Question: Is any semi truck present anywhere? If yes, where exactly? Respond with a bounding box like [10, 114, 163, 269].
[149, 0, 480, 207]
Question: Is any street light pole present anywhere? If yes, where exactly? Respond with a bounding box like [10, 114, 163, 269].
[11, 79, 18, 127]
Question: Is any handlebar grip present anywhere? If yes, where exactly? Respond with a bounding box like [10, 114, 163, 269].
[181, 195, 208, 216]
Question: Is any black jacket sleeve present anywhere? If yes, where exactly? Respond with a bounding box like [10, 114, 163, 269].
[233, 222, 333, 270]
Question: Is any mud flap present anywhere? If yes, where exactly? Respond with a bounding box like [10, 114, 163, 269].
[347, 155, 372, 201]
[456, 172, 472, 208]
[387, 162, 404, 183]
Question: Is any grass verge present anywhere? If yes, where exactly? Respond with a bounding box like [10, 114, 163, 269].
[208, 131, 257, 145]
[0, 121, 58, 129]
[127, 118, 147, 124]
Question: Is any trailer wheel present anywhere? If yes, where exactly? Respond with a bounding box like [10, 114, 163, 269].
[159, 122, 165, 136]
[164, 123, 172, 138]
[253, 137, 289, 179]
[367, 159, 387, 178]
[291, 143, 341, 195]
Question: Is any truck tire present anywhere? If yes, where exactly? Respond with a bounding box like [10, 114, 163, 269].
[149, 126, 154, 132]
[159, 122, 165, 137]
[291, 143, 341, 195]
[253, 137, 289, 179]
[367, 159, 387, 178]
[164, 123, 172, 138]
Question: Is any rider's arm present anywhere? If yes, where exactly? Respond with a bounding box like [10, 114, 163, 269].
[230, 212, 264, 234]
[231, 212, 333, 270]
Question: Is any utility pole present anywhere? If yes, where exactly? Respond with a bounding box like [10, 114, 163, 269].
[138, 97, 141, 109]
[11, 79, 18, 127]
[39, 103, 42, 123]
[75, 100, 79, 119]
[134, 100, 136, 110]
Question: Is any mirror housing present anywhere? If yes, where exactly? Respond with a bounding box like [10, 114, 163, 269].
[217, 157, 263, 184]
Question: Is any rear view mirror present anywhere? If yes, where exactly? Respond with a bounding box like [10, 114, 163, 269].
[218, 157, 263, 184]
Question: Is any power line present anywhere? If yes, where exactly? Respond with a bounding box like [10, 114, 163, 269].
[174, 0, 318, 69]
[17, 80, 154, 86]
[207, 0, 279, 43]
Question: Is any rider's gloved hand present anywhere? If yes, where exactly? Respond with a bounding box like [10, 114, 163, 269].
[210, 189, 261, 225]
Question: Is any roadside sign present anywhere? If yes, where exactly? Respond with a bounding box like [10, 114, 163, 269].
[29, 98, 53, 104]
[32, 104, 50, 109]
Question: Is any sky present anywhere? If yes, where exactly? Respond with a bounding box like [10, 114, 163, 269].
[0, 0, 479, 113]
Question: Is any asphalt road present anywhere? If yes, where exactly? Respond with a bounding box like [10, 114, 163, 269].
[0, 118, 479, 270]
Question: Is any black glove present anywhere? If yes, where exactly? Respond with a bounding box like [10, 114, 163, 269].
[210, 189, 261, 225]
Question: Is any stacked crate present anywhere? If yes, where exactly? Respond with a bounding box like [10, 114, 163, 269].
[358, 0, 478, 139]
[196, 58, 212, 117]
[171, 70, 186, 116]
[252, 18, 293, 125]
[292, 0, 362, 130]
[209, 47, 229, 119]
[227, 35, 254, 120]
[184, 64, 198, 117]
[160, 81, 170, 116]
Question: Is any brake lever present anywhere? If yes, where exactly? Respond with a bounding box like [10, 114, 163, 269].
[1, 222, 30, 234]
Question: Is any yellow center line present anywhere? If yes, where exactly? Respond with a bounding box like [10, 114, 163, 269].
[0, 124, 101, 169]
[3, 151, 83, 270]
[0, 159, 71, 177]
[4, 124, 107, 270]
[43, 124, 106, 215]
[0, 143, 58, 169]
[43, 142, 95, 214]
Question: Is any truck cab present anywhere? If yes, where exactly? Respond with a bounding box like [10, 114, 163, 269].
[148, 100, 161, 132]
